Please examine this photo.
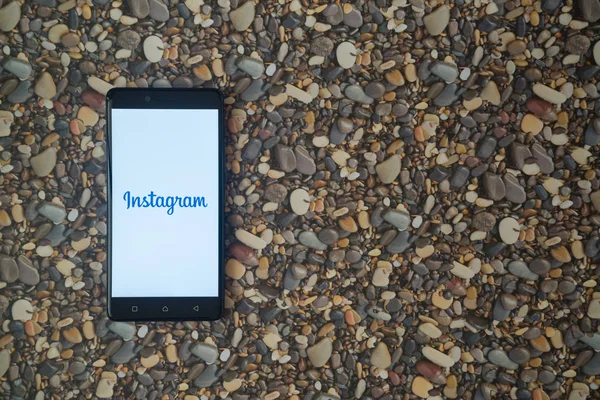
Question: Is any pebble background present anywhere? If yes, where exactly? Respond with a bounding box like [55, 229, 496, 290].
[1, 0, 600, 399]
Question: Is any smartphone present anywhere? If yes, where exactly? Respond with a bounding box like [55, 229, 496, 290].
[106, 88, 224, 321]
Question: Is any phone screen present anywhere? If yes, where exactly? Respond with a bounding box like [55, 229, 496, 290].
[110, 108, 220, 299]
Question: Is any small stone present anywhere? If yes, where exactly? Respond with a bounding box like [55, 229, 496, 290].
[312, 37, 334, 56]
[0, 256, 18, 283]
[412, 376, 433, 398]
[128, 0, 150, 18]
[371, 342, 392, 369]
[345, 85, 374, 104]
[509, 347, 531, 365]
[372, 264, 392, 287]
[236, 57, 264, 78]
[191, 343, 218, 363]
[0, 2, 21, 32]
[235, 229, 267, 250]
[0, 111, 14, 137]
[307, 338, 332, 367]
[571, 147, 592, 165]
[0, 350, 9, 378]
[423, 5, 450, 36]
[386, 70, 405, 86]
[290, 189, 310, 215]
[488, 349, 519, 370]
[87, 76, 114, 95]
[365, 81, 386, 99]
[376, 155, 401, 184]
[56, 259, 75, 276]
[148, 0, 169, 21]
[96, 372, 117, 398]
[0, 210, 10, 227]
[38, 202, 66, 223]
[63, 327, 83, 343]
[298, 231, 327, 250]
[34, 72, 56, 99]
[285, 84, 312, 104]
[451, 261, 475, 279]
[588, 299, 600, 319]
[583, 351, 600, 375]
[339, 216, 358, 232]
[229, 1, 255, 31]
[61, 32, 80, 47]
[429, 61, 459, 82]
[507, 40, 526, 55]
[295, 146, 316, 175]
[481, 80, 501, 105]
[264, 184, 288, 203]
[530, 336, 551, 352]
[117, 30, 141, 50]
[566, 35, 591, 55]
[108, 322, 136, 341]
[529, 258, 551, 276]
[472, 212, 496, 232]
[4, 58, 32, 80]
[521, 114, 543, 135]
[274, 144, 297, 172]
[343, 6, 363, 27]
[533, 83, 567, 104]
[383, 209, 411, 230]
[416, 361, 446, 385]
[336, 42, 356, 69]
[17, 256, 39, 285]
[78, 106, 99, 126]
[226, 258, 245, 280]
[12, 299, 33, 322]
[194, 365, 219, 388]
[504, 174, 527, 203]
[550, 246, 571, 263]
[143, 35, 164, 63]
[422, 347, 455, 368]
[581, 0, 600, 22]
[508, 261, 538, 280]
[30, 148, 57, 177]
[499, 217, 520, 244]
[594, 41, 600, 66]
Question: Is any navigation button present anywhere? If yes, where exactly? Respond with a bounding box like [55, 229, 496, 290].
[162, 306, 169, 312]
[193, 305, 199, 312]
[131, 306, 138, 312]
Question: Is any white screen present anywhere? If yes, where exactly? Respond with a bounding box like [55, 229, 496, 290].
[111, 109, 219, 297]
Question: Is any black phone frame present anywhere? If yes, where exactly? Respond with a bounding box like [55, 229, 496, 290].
[106, 88, 224, 321]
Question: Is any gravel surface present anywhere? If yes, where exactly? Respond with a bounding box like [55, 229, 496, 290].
[1, 0, 600, 399]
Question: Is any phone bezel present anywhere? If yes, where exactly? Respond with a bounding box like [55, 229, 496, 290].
[106, 88, 225, 321]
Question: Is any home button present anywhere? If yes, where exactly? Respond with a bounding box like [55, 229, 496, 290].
[193, 305, 199, 312]
[162, 306, 169, 312]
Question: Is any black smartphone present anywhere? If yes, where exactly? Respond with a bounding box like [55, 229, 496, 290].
[106, 88, 224, 321]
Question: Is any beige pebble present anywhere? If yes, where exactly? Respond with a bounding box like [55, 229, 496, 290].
[141, 354, 160, 368]
[419, 322, 442, 339]
[450, 261, 475, 279]
[166, 344, 179, 363]
[225, 258, 246, 280]
[521, 114, 543, 135]
[432, 289, 453, 309]
[422, 346, 455, 367]
[412, 376, 433, 398]
[56, 259, 75, 276]
[533, 83, 567, 104]
[235, 229, 267, 250]
[78, 106, 99, 126]
[499, 217, 520, 245]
